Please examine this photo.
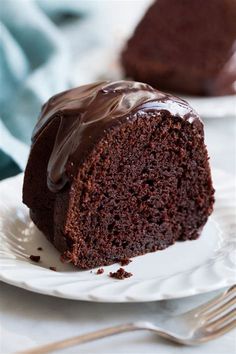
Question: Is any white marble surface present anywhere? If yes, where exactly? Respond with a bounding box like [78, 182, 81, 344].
[0, 283, 236, 354]
[1, 2, 236, 353]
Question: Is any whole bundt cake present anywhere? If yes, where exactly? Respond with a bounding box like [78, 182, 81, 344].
[23, 81, 214, 269]
[122, 0, 236, 96]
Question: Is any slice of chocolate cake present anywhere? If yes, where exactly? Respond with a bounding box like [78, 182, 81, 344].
[23, 81, 214, 269]
[122, 0, 236, 96]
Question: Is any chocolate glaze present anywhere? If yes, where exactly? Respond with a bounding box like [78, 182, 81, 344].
[32, 81, 199, 192]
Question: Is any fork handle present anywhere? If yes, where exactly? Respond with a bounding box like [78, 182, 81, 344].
[18, 323, 143, 354]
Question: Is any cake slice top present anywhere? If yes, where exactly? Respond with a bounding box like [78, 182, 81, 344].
[32, 81, 199, 192]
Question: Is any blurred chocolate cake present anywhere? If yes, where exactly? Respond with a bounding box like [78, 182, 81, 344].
[23, 81, 214, 269]
[122, 0, 236, 96]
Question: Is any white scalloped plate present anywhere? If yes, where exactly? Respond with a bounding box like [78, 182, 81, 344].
[0, 169, 235, 302]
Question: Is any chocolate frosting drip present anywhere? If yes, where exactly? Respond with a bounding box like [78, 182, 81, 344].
[32, 81, 199, 192]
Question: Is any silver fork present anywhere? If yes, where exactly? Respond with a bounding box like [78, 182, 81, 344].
[19, 285, 236, 354]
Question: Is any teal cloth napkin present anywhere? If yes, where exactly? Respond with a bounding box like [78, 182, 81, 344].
[0, 0, 93, 179]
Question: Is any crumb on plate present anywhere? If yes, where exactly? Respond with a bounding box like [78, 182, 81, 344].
[49, 266, 56, 271]
[109, 268, 133, 280]
[29, 255, 40, 263]
[96, 268, 104, 275]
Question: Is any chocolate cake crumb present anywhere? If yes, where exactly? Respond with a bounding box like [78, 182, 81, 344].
[29, 255, 40, 262]
[37, 247, 43, 251]
[96, 268, 104, 275]
[49, 266, 56, 271]
[120, 258, 132, 266]
[109, 268, 133, 280]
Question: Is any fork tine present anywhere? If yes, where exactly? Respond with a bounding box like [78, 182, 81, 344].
[204, 296, 236, 321]
[194, 285, 236, 316]
[205, 319, 236, 340]
[204, 309, 236, 331]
